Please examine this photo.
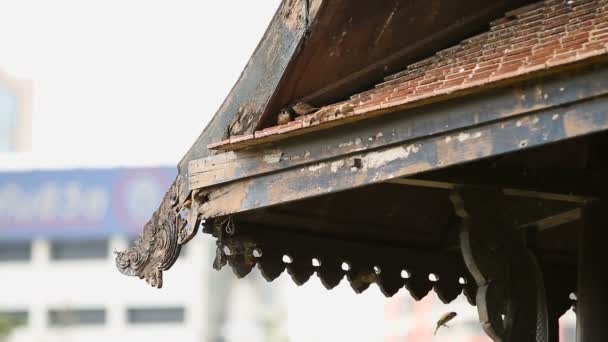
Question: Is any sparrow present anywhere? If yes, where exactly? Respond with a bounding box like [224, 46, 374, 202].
[291, 102, 318, 116]
[277, 109, 292, 125]
[434, 311, 457, 335]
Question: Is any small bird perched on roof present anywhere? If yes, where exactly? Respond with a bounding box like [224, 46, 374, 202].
[291, 102, 318, 116]
[434, 311, 457, 335]
[277, 109, 292, 125]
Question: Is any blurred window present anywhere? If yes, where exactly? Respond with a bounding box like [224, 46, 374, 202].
[48, 309, 105, 327]
[0, 241, 31, 262]
[0, 85, 17, 152]
[127, 307, 185, 324]
[0, 310, 28, 326]
[50, 239, 108, 260]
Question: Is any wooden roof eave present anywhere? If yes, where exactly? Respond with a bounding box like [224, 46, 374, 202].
[175, 0, 323, 202]
[177, 0, 538, 201]
[115, 0, 601, 295]
[189, 63, 601, 302]
[190, 62, 608, 220]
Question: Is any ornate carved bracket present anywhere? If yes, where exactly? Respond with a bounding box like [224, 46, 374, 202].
[205, 220, 478, 301]
[451, 187, 550, 342]
[114, 177, 200, 288]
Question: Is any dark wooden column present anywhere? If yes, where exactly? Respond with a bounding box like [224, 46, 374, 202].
[577, 201, 608, 341]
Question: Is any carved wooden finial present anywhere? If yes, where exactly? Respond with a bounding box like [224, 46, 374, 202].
[115, 178, 199, 288]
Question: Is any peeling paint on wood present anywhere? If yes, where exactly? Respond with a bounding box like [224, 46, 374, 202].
[189, 66, 608, 190]
[563, 110, 599, 137]
[197, 92, 608, 219]
[263, 151, 283, 164]
[437, 129, 491, 166]
[363, 145, 420, 169]
[177, 0, 319, 200]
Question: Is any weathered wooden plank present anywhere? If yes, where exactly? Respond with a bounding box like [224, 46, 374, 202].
[198, 93, 608, 218]
[175, 0, 323, 200]
[190, 64, 608, 190]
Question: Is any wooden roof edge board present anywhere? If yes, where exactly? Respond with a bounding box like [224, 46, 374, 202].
[196, 91, 608, 219]
[209, 52, 608, 152]
[189, 63, 608, 190]
[172, 0, 323, 201]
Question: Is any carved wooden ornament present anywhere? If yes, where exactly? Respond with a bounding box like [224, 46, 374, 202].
[114, 178, 199, 288]
[205, 220, 477, 302]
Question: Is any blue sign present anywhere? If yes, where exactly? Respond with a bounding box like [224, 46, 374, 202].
[0, 167, 175, 239]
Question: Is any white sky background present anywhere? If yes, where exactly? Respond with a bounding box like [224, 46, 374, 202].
[0, 0, 281, 169]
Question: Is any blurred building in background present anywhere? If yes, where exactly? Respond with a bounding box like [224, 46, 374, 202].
[0, 167, 292, 342]
[0, 167, 212, 342]
[0, 66, 284, 342]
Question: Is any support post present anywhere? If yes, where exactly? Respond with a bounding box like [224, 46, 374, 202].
[577, 201, 608, 341]
[451, 187, 549, 342]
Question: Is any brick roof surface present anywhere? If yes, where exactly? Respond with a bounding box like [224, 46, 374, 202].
[210, 0, 608, 151]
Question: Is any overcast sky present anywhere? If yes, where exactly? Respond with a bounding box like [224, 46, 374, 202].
[0, 0, 280, 169]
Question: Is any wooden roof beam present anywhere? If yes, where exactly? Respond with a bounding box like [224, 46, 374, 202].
[194, 65, 608, 219]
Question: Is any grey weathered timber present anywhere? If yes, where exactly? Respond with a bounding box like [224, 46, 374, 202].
[577, 201, 608, 342]
[190, 64, 608, 188]
[192, 65, 608, 219]
[175, 0, 323, 201]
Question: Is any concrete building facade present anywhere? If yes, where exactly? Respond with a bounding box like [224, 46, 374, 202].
[0, 168, 210, 342]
